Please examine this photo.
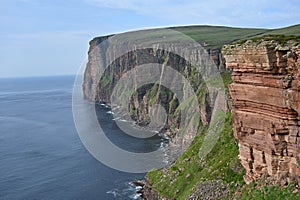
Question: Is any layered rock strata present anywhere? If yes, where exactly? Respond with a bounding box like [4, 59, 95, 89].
[223, 39, 300, 184]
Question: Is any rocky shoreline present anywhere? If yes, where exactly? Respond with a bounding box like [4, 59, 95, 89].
[133, 178, 162, 200]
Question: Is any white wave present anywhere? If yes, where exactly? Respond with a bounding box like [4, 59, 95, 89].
[106, 111, 115, 115]
[112, 118, 118, 121]
[129, 193, 142, 199]
[160, 142, 165, 148]
[113, 118, 129, 123]
[135, 186, 142, 190]
[106, 190, 119, 198]
[107, 181, 143, 200]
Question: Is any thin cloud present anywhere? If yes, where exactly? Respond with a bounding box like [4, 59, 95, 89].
[86, 0, 300, 28]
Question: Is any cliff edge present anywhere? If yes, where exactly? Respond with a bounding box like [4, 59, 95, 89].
[223, 36, 300, 185]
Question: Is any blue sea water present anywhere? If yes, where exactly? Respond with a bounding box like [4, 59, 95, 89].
[0, 75, 160, 199]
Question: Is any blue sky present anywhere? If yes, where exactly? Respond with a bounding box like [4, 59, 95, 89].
[0, 0, 299, 77]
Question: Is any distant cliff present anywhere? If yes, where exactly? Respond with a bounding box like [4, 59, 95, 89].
[83, 36, 225, 102]
[223, 36, 300, 185]
[82, 34, 226, 149]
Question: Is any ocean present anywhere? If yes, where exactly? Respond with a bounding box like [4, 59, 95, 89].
[0, 75, 163, 199]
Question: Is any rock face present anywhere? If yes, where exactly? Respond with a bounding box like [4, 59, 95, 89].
[83, 34, 226, 143]
[83, 36, 224, 103]
[223, 39, 300, 184]
[83, 35, 112, 101]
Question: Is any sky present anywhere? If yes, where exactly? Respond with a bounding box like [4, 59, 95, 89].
[0, 0, 299, 77]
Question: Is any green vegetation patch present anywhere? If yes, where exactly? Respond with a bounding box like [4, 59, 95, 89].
[92, 24, 300, 49]
[206, 71, 232, 90]
[235, 34, 300, 46]
[170, 25, 268, 49]
[147, 111, 245, 200]
[237, 180, 300, 200]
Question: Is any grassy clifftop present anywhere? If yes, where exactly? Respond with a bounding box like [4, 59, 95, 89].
[170, 26, 267, 48]
[91, 24, 300, 49]
[170, 24, 300, 48]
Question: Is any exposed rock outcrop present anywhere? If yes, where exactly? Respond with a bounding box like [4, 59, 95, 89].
[207, 48, 226, 71]
[223, 38, 300, 185]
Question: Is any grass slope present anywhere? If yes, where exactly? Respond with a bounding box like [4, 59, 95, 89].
[170, 25, 268, 48]
[91, 24, 300, 49]
[147, 111, 244, 200]
[265, 24, 300, 36]
[170, 24, 300, 48]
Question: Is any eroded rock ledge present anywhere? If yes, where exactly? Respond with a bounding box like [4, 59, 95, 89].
[223, 38, 300, 185]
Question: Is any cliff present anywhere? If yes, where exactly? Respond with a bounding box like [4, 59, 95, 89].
[82, 32, 227, 155]
[83, 35, 112, 101]
[83, 37, 225, 103]
[82, 25, 300, 199]
[223, 36, 300, 185]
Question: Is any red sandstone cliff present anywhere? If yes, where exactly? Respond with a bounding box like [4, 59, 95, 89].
[223, 39, 300, 185]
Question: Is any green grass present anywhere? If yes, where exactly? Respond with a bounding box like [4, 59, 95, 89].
[171, 24, 300, 48]
[264, 24, 300, 36]
[206, 71, 232, 89]
[237, 180, 300, 200]
[234, 34, 300, 46]
[147, 111, 245, 200]
[99, 74, 112, 87]
[170, 25, 268, 48]
[91, 24, 300, 50]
